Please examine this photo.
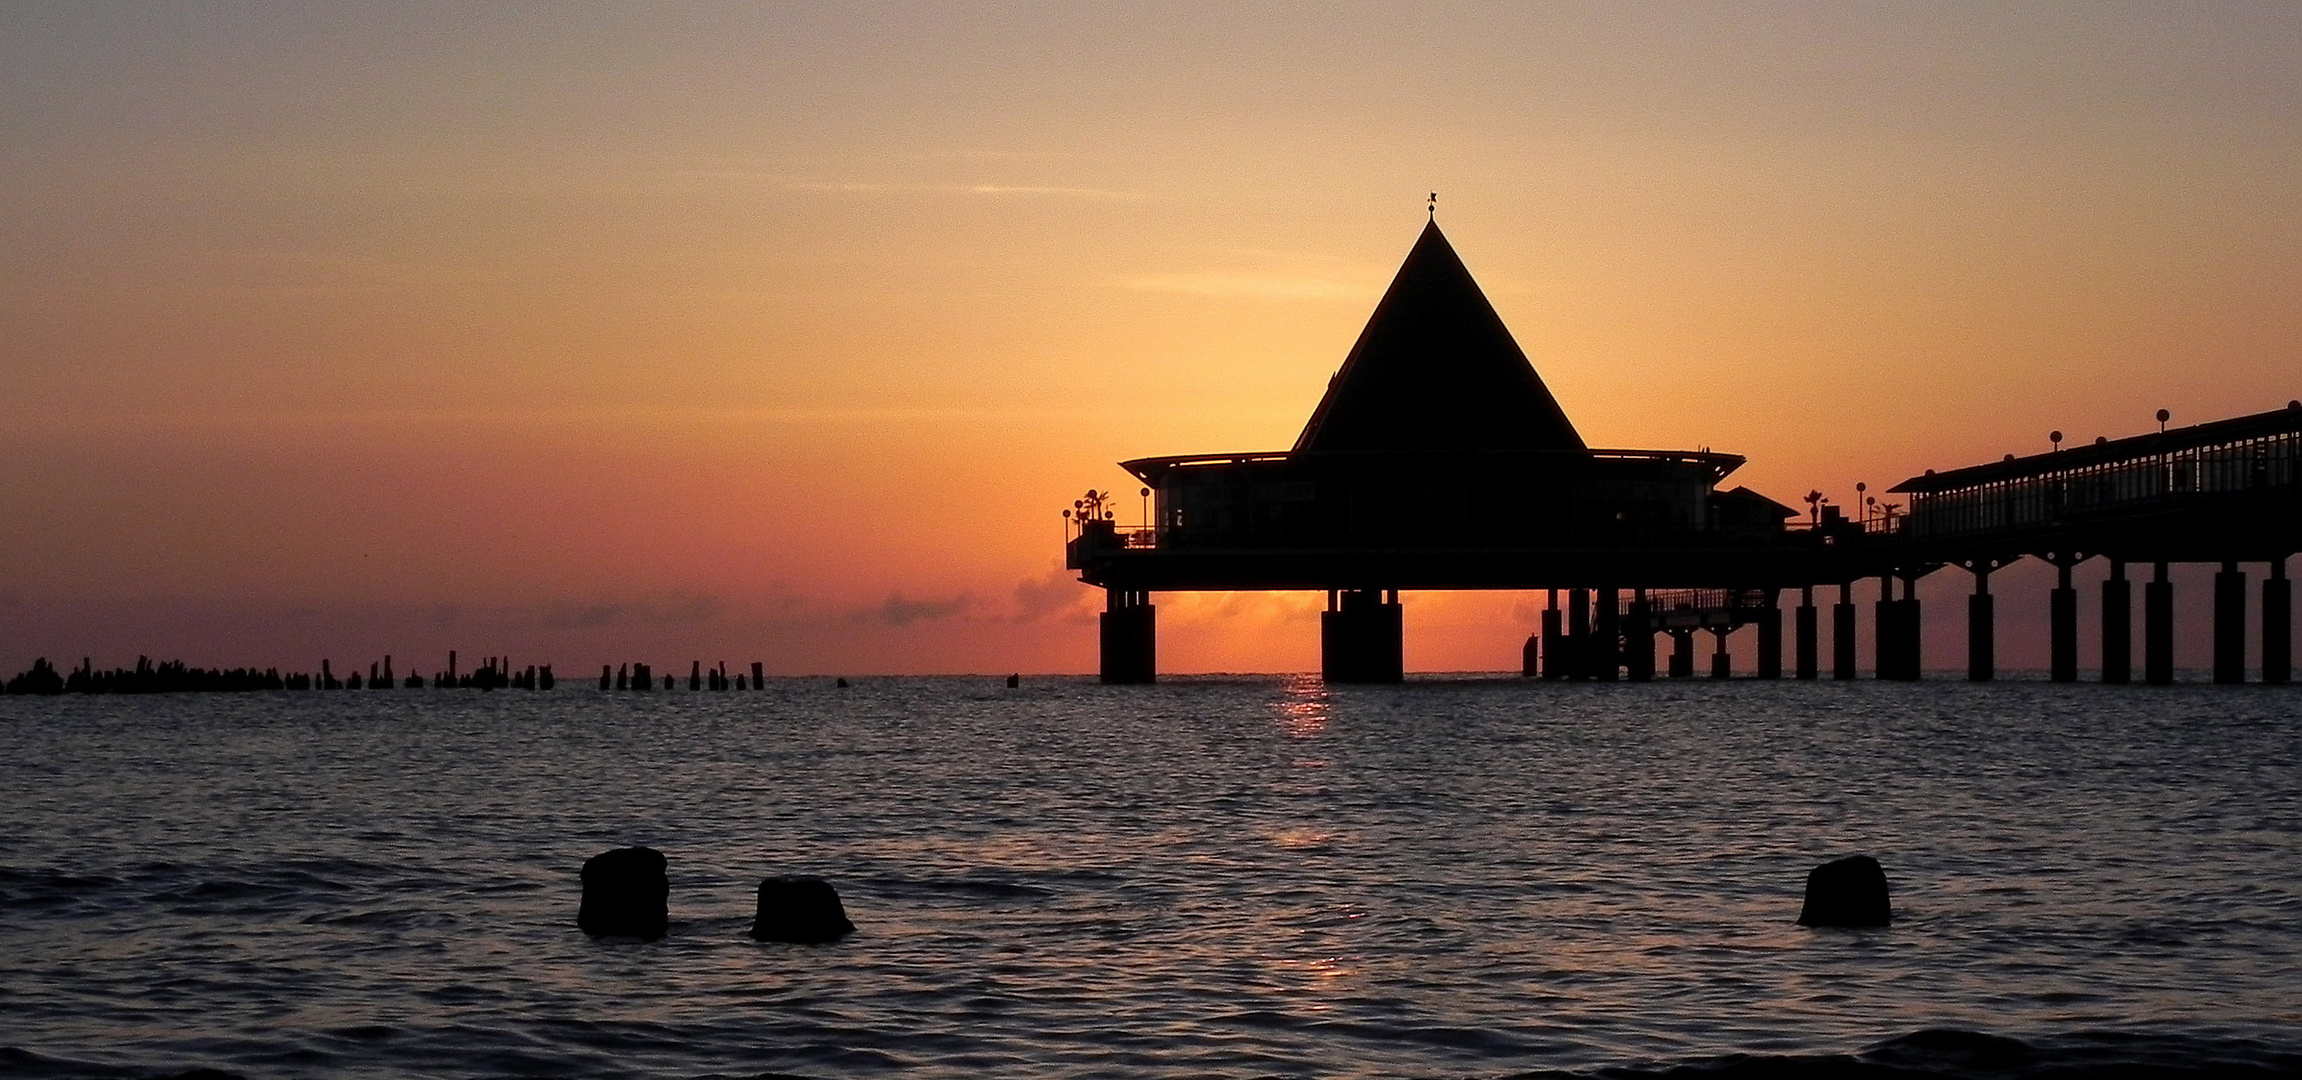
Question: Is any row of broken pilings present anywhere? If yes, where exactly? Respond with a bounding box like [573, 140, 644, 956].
[0, 653, 555, 695]
[598, 660, 770, 691]
[579, 847, 855, 944]
[2, 652, 783, 696]
[578, 847, 1891, 944]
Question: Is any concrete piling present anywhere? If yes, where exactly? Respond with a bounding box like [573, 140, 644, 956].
[1625, 592, 1655, 681]
[1566, 589, 1591, 680]
[1756, 591, 1782, 679]
[1794, 586, 1818, 680]
[2049, 558, 2079, 683]
[1832, 584, 1856, 680]
[1321, 588, 1403, 683]
[1798, 855, 1892, 927]
[1968, 567, 1994, 682]
[2214, 562, 2247, 684]
[1593, 587, 1621, 682]
[1539, 592, 1563, 679]
[2267, 557, 2292, 686]
[750, 876, 855, 944]
[2103, 560, 2132, 684]
[1668, 628, 1694, 678]
[1100, 589, 1156, 684]
[2145, 562, 2174, 685]
[578, 847, 669, 941]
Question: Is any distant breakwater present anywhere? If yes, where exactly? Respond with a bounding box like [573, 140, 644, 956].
[1, 653, 771, 696]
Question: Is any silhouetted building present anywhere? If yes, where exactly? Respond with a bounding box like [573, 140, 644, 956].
[1067, 217, 2300, 686]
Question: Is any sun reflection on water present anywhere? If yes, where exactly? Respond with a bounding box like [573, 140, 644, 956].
[1270, 674, 1330, 740]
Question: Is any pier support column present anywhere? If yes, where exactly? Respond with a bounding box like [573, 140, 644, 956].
[1567, 589, 1592, 680]
[1872, 575, 1895, 680]
[1757, 590, 1783, 680]
[1794, 586, 1818, 680]
[2266, 558, 2291, 686]
[1902, 576, 1926, 681]
[1594, 587, 1621, 682]
[1832, 583, 1857, 680]
[2214, 562, 2247, 684]
[1669, 628, 1695, 678]
[1709, 627, 1732, 679]
[2145, 562, 2174, 685]
[1539, 590, 1563, 679]
[1322, 588, 1403, 684]
[1968, 566, 1994, 683]
[1876, 574, 1924, 681]
[2049, 557, 2079, 683]
[1099, 589, 1156, 684]
[1625, 591, 1655, 682]
[1522, 631, 1540, 678]
[2102, 560, 2131, 684]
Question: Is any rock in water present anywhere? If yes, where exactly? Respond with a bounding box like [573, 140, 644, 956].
[579, 847, 669, 940]
[1798, 854, 1892, 927]
[750, 876, 855, 943]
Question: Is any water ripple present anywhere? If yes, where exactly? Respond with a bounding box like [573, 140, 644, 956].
[0, 678, 2297, 1077]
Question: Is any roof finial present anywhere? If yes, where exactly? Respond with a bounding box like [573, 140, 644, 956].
[1428, 192, 1437, 219]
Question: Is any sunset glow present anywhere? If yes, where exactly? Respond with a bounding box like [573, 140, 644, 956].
[4, 3, 2297, 674]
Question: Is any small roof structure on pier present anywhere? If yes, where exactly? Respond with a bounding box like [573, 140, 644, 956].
[1292, 220, 1586, 455]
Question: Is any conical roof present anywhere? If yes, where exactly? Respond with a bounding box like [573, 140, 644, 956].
[1292, 220, 1584, 454]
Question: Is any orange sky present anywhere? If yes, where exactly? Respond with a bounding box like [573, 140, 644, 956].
[3, 3, 2298, 675]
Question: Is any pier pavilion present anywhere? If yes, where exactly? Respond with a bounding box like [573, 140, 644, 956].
[1065, 219, 2301, 684]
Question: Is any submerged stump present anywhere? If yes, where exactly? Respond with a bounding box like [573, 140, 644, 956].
[1798, 854, 1892, 927]
[579, 847, 669, 940]
[750, 876, 855, 944]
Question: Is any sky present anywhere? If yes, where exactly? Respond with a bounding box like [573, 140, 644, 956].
[2, 1, 2298, 676]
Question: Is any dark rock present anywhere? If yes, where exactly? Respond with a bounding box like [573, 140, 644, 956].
[579, 847, 668, 940]
[1798, 854, 1892, 927]
[750, 876, 855, 943]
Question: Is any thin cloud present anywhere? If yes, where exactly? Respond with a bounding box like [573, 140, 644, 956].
[1112, 272, 1375, 301]
[1011, 566, 1095, 624]
[540, 594, 723, 630]
[857, 593, 972, 627]
[779, 181, 1142, 200]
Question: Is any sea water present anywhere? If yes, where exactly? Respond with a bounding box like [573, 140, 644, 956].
[2, 676, 2298, 1079]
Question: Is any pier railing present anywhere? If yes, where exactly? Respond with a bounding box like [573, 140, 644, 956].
[1892, 407, 2302, 542]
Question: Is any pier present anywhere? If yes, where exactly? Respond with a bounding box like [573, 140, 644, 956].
[1066, 220, 2301, 683]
